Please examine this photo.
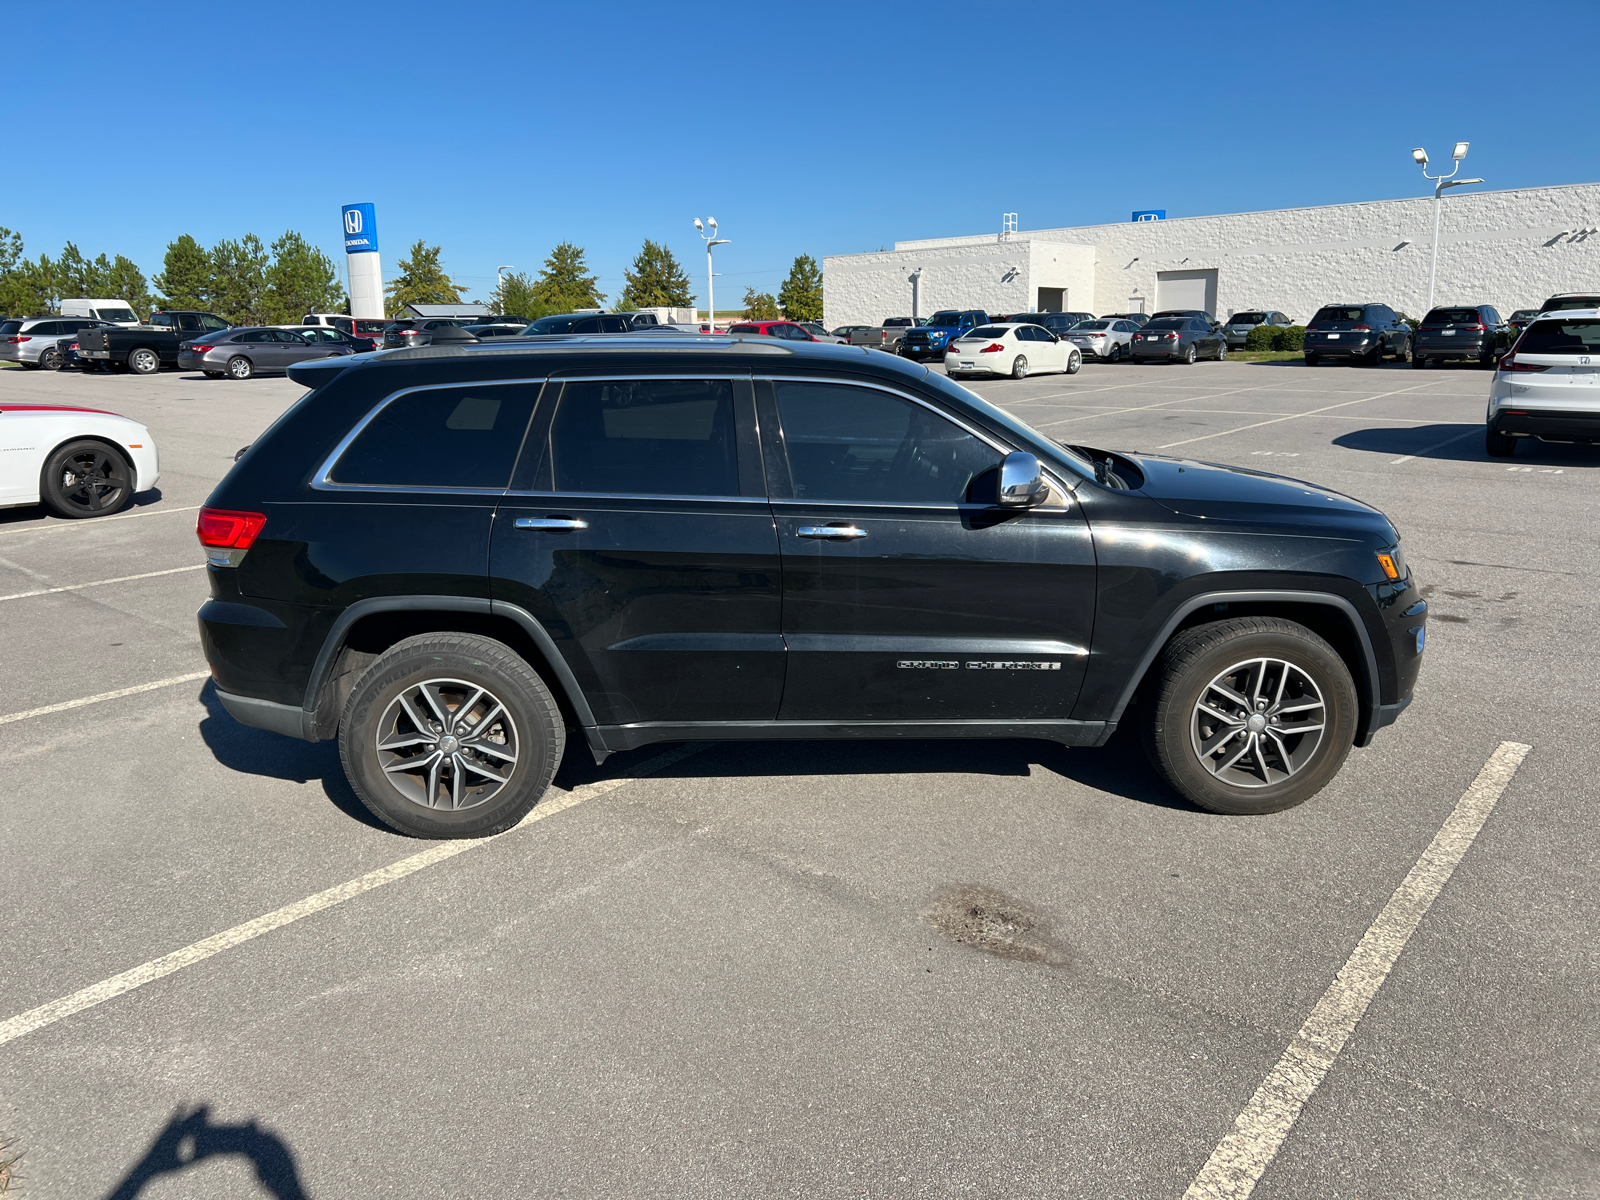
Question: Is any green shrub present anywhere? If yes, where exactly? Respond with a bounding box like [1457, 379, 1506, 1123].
[1245, 325, 1278, 351]
[1274, 325, 1305, 351]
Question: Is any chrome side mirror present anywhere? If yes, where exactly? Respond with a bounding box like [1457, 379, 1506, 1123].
[998, 451, 1048, 507]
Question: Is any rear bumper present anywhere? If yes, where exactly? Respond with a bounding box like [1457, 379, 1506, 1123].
[216, 689, 313, 740]
[1304, 340, 1374, 358]
[1416, 336, 1491, 360]
[1490, 408, 1600, 442]
[1130, 341, 1179, 357]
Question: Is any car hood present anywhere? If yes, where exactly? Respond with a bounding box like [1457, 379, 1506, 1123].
[1113, 450, 1392, 532]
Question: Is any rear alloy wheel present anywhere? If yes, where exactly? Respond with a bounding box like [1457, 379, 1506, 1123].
[340, 633, 565, 839]
[1485, 429, 1516, 457]
[226, 355, 254, 380]
[1108, 342, 1122, 363]
[128, 347, 160, 375]
[1216, 343, 1228, 361]
[39, 345, 63, 371]
[1142, 616, 1357, 814]
[1065, 350, 1081, 374]
[1011, 354, 1029, 380]
[39, 439, 135, 519]
[1182, 344, 1197, 365]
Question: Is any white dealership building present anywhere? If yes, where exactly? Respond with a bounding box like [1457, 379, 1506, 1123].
[822, 183, 1600, 328]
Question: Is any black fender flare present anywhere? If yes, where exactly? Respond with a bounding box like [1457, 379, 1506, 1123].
[1107, 589, 1382, 742]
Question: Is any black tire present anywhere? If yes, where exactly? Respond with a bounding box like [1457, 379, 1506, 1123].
[1182, 343, 1197, 365]
[1412, 353, 1426, 369]
[1485, 429, 1516, 457]
[1216, 342, 1228, 361]
[339, 633, 566, 839]
[226, 355, 254, 380]
[1480, 349, 1497, 370]
[40, 345, 63, 371]
[1395, 339, 1412, 364]
[1363, 344, 1384, 366]
[1304, 353, 1319, 366]
[39, 439, 136, 519]
[204, 371, 225, 379]
[20, 360, 40, 370]
[1141, 616, 1358, 815]
[80, 360, 101, 373]
[128, 347, 160, 375]
[1108, 342, 1122, 363]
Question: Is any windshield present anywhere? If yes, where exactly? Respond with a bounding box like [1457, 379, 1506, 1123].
[526, 315, 581, 333]
[1424, 308, 1480, 325]
[93, 307, 137, 322]
[926, 311, 964, 328]
[1517, 319, 1600, 354]
[1540, 296, 1600, 313]
[1312, 306, 1365, 324]
[1229, 312, 1265, 325]
[1145, 317, 1186, 330]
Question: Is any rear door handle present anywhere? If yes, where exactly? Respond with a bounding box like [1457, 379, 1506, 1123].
[514, 517, 588, 531]
[797, 524, 867, 540]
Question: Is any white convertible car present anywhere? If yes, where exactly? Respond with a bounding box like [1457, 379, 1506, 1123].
[0, 402, 160, 518]
[945, 322, 1082, 380]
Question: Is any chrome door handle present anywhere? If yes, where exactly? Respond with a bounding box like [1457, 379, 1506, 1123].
[513, 517, 588, 531]
[797, 524, 867, 539]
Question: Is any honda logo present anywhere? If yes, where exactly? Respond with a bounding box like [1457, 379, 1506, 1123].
[344, 210, 363, 235]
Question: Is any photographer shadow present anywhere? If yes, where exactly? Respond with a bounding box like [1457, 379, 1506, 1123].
[103, 1104, 307, 1200]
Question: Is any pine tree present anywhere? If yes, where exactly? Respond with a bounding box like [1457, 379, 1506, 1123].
[531, 242, 604, 312]
[619, 240, 693, 309]
[777, 254, 824, 322]
[264, 231, 342, 324]
[55, 243, 110, 298]
[106, 256, 152, 317]
[153, 235, 213, 311]
[385, 240, 461, 317]
[742, 288, 781, 320]
[210, 234, 271, 325]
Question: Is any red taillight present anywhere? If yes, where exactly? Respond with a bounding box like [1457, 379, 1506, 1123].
[1352, 324, 1371, 331]
[1498, 354, 1549, 373]
[190, 344, 213, 353]
[979, 343, 1006, 353]
[7, 335, 30, 343]
[197, 507, 267, 549]
[1089, 333, 1105, 338]
[1163, 332, 1178, 339]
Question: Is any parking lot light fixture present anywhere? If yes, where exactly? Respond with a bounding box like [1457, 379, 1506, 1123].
[1414, 142, 1482, 311]
[696, 218, 730, 331]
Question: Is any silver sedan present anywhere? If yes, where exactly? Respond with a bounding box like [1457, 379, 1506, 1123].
[1065, 318, 1139, 362]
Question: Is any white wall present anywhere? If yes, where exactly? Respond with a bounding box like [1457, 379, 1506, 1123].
[826, 183, 1600, 326]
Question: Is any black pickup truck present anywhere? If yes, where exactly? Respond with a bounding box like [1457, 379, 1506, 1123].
[77, 310, 232, 374]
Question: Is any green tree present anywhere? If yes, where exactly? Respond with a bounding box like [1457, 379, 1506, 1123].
[0, 227, 21, 276]
[532, 241, 604, 312]
[385, 240, 461, 317]
[618, 239, 693, 309]
[105, 255, 152, 317]
[777, 254, 823, 322]
[263, 230, 343, 323]
[54, 242, 106, 298]
[489, 270, 546, 320]
[742, 287, 781, 320]
[210, 234, 271, 325]
[153, 235, 213, 312]
[0, 253, 55, 317]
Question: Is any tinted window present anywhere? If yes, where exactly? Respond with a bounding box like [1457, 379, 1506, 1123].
[883, 318, 913, 327]
[966, 326, 1011, 339]
[527, 315, 579, 333]
[178, 315, 204, 332]
[1517, 319, 1600, 354]
[1231, 312, 1266, 324]
[569, 317, 603, 333]
[600, 316, 630, 332]
[29, 321, 62, 335]
[546, 379, 738, 497]
[1312, 307, 1365, 323]
[333, 384, 538, 489]
[774, 382, 997, 505]
[276, 330, 310, 343]
[1145, 318, 1186, 330]
[926, 311, 963, 327]
[728, 324, 759, 333]
[201, 315, 229, 332]
[1076, 320, 1111, 331]
[1541, 296, 1600, 313]
[1424, 308, 1482, 325]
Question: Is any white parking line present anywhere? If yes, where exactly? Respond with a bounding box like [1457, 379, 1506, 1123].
[0, 671, 211, 727]
[1034, 385, 1274, 430]
[1157, 382, 1442, 449]
[1183, 740, 1532, 1200]
[0, 564, 204, 603]
[0, 742, 707, 1049]
[1388, 428, 1483, 465]
[0, 504, 202, 539]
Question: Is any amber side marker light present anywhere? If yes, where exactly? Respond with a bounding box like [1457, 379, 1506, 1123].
[1376, 552, 1401, 582]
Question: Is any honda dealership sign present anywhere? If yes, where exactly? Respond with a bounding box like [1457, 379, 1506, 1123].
[341, 202, 384, 318]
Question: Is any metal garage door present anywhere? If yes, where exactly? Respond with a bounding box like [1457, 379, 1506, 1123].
[1156, 269, 1218, 317]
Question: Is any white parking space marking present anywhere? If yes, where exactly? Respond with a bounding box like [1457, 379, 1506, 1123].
[1183, 740, 1532, 1200]
[1388, 428, 1483, 465]
[0, 742, 707, 1049]
[0, 671, 210, 727]
[0, 504, 201, 539]
[0, 564, 204, 603]
[1157, 382, 1442, 450]
[1034, 385, 1274, 431]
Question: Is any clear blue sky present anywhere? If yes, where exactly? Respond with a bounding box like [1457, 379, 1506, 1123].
[4, 1, 1595, 311]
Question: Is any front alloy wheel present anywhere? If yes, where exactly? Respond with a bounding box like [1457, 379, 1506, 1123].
[39, 440, 134, 518]
[1189, 657, 1326, 788]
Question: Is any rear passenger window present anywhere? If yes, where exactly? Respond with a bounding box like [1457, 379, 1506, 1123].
[774, 381, 997, 504]
[331, 384, 539, 489]
[545, 379, 739, 497]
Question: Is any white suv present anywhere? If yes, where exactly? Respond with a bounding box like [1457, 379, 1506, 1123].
[1486, 307, 1600, 457]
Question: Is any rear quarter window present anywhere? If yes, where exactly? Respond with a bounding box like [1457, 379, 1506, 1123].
[329, 383, 540, 489]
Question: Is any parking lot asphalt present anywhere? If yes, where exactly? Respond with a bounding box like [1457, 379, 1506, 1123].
[0, 357, 1595, 1198]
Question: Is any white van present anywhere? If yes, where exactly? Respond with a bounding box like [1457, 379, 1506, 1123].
[59, 298, 142, 326]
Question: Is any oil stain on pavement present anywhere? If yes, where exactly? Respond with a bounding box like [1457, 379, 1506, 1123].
[922, 884, 1070, 967]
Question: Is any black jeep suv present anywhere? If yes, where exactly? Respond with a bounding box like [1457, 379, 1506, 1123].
[198, 337, 1425, 838]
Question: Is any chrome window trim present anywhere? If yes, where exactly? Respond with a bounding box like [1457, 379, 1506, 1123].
[502, 491, 769, 505]
[757, 374, 1073, 504]
[311, 376, 548, 493]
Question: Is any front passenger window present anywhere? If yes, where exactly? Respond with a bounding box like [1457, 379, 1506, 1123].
[773, 381, 998, 505]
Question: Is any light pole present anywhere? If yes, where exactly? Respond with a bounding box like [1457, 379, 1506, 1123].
[1412, 142, 1484, 312]
[693, 218, 729, 330]
[495, 265, 514, 311]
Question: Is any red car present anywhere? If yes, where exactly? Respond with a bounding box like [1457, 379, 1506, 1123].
[726, 320, 822, 341]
